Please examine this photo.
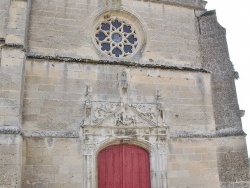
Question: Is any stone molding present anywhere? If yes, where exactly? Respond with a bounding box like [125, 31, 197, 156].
[80, 70, 169, 187]
[170, 129, 246, 138]
[2, 43, 25, 50]
[81, 126, 169, 188]
[21, 131, 79, 138]
[135, 0, 207, 10]
[82, 101, 167, 127]
[26, 53, 209, 73]
[82, 70, 168, 127]
[8, 129, 245, 138]
[0, 125, 21, 134]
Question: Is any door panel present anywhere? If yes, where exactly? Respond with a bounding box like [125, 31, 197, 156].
[98, 145, 151, 188]
[98, 145, 123, 188]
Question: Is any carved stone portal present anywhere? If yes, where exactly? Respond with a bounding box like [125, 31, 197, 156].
[81, 126, 169, 188]
[81, 70, 169, 188]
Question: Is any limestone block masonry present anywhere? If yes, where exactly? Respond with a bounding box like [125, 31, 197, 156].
[0, 0, 249, 188]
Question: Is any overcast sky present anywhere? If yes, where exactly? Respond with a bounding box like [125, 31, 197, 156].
[206, 0, 250, 156]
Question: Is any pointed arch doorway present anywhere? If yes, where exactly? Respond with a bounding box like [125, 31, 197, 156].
[98, 144, 151, 188]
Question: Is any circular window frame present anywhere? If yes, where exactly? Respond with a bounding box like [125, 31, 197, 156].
[92, 10, 146, 59]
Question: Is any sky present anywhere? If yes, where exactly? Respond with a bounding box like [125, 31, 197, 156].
[206, 0, 250, 156]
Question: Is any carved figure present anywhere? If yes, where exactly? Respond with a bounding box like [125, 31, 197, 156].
[115, 111, 137, 126]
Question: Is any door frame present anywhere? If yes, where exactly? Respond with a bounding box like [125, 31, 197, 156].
[81, 126, 169, 188]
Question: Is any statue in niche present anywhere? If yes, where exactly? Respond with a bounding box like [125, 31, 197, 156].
[155, 90, 165, 126]
[85, 85, 92, 100]
[119, 70, 129, 104]
[120, 70, 128, 90]
[84, 85, 93, 125]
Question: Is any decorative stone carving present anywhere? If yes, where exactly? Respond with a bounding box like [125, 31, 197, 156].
[81, 126, 169, 188]
[115, 108, 137, 126]
[81, 69, 169, 188]
[132, 104, 157, 124]
[83, 96, 167, 127]
[94, 17, 139, 58]
[83, 101, 163, 127]
[119, 69, 130, 104]
[92, 102, 119, 124]
[119, 69, 129, 90]
[83, 85, 93, 126]
[82, 70, 168, 127]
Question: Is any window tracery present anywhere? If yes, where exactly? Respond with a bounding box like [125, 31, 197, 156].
[95, 18, 139, 58]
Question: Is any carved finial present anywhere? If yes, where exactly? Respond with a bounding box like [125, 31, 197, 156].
[119, 69, 130, 104]
[120, 70, 129, 89]
[83, 85, 93, 126]
[155, 90, 162, 103]
[155, 90, 166, 126]
[85, 85, 92, 100]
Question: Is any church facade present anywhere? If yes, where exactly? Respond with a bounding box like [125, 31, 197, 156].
[0, 0, 249, 187]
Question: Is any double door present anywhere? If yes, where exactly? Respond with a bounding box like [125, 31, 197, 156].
[98, 144, 151, 188]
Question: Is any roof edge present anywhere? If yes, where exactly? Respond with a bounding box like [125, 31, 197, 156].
[136, 0, 207, 10]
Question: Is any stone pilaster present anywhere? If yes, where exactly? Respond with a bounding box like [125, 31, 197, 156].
[0, 0, 31, 187]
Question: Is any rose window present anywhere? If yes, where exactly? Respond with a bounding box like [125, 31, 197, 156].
[95, 18, 139, 58]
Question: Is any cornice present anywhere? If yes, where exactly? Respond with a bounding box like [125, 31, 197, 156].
[26, 53, 209, 73]
[137, 0, 207, 10]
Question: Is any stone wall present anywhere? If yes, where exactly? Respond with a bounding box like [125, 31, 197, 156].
[199, 10, 242, 133]
[22, 137, 82, 188]
[168, 136, 250, 188]
[23, 59, 214, 134]
[0, 0, 249, 187]
[198, 11, 249, 186]
[0, 48, 25, 127]
[20, 136, 249, 188]
[168, 138, 220, 188]
[0, 0, 10, 39]
[0, 134, 22, 188]
[217, 136, 249, 187]
[5, 0, 31, 46]
[28, 0, 202, 67]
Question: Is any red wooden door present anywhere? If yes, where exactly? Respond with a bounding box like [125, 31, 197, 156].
[98, 145, 151, 188]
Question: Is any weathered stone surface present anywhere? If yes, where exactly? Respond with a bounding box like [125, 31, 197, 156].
[27, 0, 203, 67]
[199, 11, 249, 186]
[199, 10, 242, 132]
[0, 134, 22, 187]
[0, 0, 249, 187]
[0, 0, 10, 39]
[5, 0, 31, 47]
[22, 137, 82, 188]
